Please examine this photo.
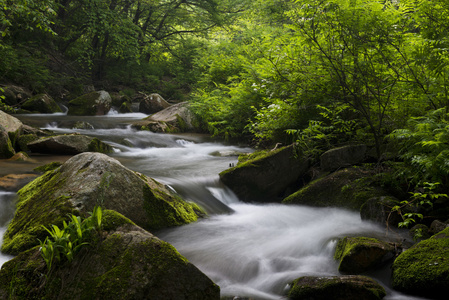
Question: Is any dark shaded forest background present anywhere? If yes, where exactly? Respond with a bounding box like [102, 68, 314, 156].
[1, 0, 449, 225]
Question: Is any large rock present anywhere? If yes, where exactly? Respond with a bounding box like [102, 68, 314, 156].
[0, 211, 220, 300]
[20, 93, 62, 113]
[219, 145, 310, 202]
[360, 196, 403, 227]
[133, 102, 198, 133]
[27, 134, 113, 155]
[288, 275, 386, 300]
[67, 90, 112, 115]
[0, 110, 23, 135]
[282, 167, 386, 211]
[0, 125, 15, 158]
[139, 93, 171, 114]
[320, 144, 367, 172]
[392, 227, 449, 299]
[334, 237, 396, 274]
[0, 85, 32, 106]
[1, 152, 205, 255]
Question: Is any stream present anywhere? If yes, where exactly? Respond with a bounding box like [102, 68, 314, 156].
[0, 112, 429, 300]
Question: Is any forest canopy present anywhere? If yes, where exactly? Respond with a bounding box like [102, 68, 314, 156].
[1, 0, 449, 182]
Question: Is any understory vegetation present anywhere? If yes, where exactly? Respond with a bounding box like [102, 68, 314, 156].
[1, 0, 449, 228]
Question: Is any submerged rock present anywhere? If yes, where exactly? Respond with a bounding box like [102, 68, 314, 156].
[0, 211, 220, 300]
[67, 90, 112, 115]
[392, 227, 449, 299]
[1, 152, 206, 255]
[27, 134, 113, 155]
[288, 275, 386, 300]
[334, 237, 396, 274]
[219, 145, 310, 202]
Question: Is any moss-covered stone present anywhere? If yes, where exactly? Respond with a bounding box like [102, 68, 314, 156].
[283, 167, 386, 211]
[16, 133, 39, 152]
[392, 227, 449, 299]
[67, 91, 111, 116]
[219, 144, 310, 202]
[334, 237, 395, 274]
[0, 124, 16, 158]
[33, 161, 63, 173]
[27, 134, 112, 155]
[87, 137, 113, 153]
[288, 275, 386, 300]
[20, 94, 62, 114]
[0, 222, 220, 300]
[1, 152, 206, 255]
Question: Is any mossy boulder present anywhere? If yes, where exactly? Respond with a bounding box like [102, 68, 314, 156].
[282, 167, 386, 211]
[391, 227, 449, 299]
[134, 102, 198, 133]
[0, 124, 15, 158]
[67, 90, 112, 116]
[1, 152, 205, 255]
[320, 144, 367, 172]
[0, 214, 220, 300]
[0, 110, 23, 148]
[139, 93, 171, 114]
[20, 93, 62, 114]
[360, 196, 403, 227]
[27, 134, 113, 155]
[288, 275, 386, 300]
[334, 237, 396, 274]
[219, 144, 310, 202]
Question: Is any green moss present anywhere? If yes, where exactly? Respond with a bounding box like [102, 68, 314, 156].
[67, 92, 100, 116]
[142, 184, 203, 229]
[33, 161, 63, 173]
[101, 210, 136, 231]
[392, 227, 449, 297]
[16, 134, 39, 152]
[87, 137, 113, 153]
[175, 114, 187, 132]
[1, 170, 76, 255]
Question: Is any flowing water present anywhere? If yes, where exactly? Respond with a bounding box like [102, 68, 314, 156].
[0, 112, 428, 299]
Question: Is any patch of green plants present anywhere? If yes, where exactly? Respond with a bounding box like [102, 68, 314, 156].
[38, 206, 102, 273]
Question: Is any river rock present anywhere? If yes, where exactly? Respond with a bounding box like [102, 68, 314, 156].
[20, 93, 62, 114]
[1, 152, 205, 255]
[67, 90, 112, 115]
[219, 144, 310, 202]
[133, 102, 197, 133]
[27, 134, 113, 155]
[392, 227, 449, 299]
[288, 275, 386, 300]
[334, 237, 396, 274]
[0, 211, 220, 300]
[0, 85, 32, 106]
[283, 167, 386, 211]
[360, 196, 403, 227]
[0, 125, 15, 158]
[139, 93, 171, 114]
[320, 144, 367, 172]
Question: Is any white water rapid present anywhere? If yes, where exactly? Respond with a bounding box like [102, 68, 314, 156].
[0, 112, 429, 300]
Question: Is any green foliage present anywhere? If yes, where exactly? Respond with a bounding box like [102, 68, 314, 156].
[388, 108, 449, 185]
[38, 206, 102, 273]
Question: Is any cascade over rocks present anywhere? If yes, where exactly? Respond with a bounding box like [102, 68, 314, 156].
[67, 90, 112, 115]
[219, 144, 310, 203]
[288, 275, 386, 300]
[1, 152, 206, 255]
[27, 134, 113, 155]
[0, 211, 220, 300]
[392, 227, 449, 299]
